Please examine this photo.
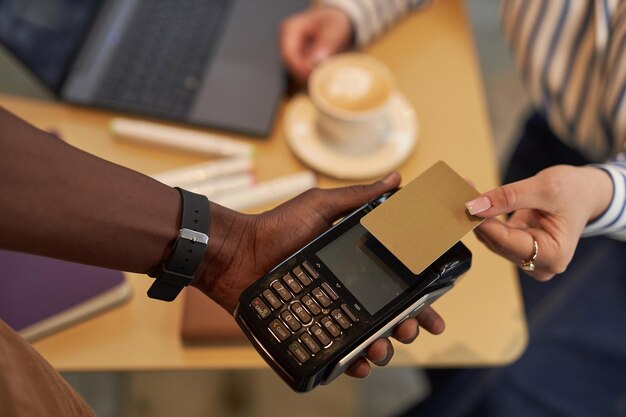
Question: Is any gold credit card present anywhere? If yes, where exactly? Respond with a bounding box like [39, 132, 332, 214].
[361, 161, 483, 275]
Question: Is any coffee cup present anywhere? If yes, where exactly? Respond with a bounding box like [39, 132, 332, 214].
[308, 53, 396, 155]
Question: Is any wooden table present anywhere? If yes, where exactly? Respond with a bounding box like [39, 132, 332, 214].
[1, 0, 527, 371]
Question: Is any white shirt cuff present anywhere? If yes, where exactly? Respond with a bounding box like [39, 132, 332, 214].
[582, 164, 626, 240]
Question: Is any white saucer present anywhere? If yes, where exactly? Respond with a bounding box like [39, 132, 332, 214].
[284, 93, 418, 180]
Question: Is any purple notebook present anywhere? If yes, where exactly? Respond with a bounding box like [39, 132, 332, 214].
[0, 249, 131, 341]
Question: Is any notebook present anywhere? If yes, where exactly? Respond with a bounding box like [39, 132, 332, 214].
[181, 287, 245, 344]
[0, 249, 131, 342]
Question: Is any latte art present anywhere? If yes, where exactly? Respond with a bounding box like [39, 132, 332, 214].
[312, 56, 393, 115]
[308, 53, 397, 155]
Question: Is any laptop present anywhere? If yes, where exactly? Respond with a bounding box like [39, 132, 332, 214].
[0, 0, 307, 136]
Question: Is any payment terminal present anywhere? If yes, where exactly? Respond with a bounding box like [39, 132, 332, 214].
[235, 191, 472, 392]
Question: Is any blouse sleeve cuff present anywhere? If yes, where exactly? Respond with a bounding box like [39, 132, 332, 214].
[581, 164, 626, 240]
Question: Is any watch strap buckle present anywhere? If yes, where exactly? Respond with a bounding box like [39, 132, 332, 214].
[179, 228, 209, 245]
[147, 188, 210, 301]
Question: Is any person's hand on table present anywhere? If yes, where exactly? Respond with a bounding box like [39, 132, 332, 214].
[194, 172, 445, 378]
[465, 165, 613, 281]
[280, 6, 354, 85]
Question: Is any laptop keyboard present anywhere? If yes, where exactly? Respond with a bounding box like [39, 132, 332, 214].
[94, 0, 231, 119]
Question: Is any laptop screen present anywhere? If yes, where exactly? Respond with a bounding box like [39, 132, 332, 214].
[0, 0, 103, 91]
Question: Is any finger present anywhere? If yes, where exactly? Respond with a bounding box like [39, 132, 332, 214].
[465, 176, 547, 218]
[474, 222, 509, 259]
[280, 17, 313, 83]
[261, 172, 400, 262]
[475, 218, 536, 262]
[345, 358, 371, 378]
[365, 338, 393, 367]
[416, 306, 445, 335]
[308, 172, 401, 222]
[506, 209, 535, 229]
[474, 223, 530, 271]
[304, 46, 331, 71]
[475, 219, 560, 281]
[393, 317, 419, 343]
[474, 222, 545, 278]
[305, 29, 349, 67]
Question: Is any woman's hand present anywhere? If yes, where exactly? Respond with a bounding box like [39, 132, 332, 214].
[465, 165, 613, 281]
[280, 6, 354, 84]
[195, 172, 445, 378]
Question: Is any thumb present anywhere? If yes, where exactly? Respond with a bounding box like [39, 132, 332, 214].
[465, 176, 545, 217]
[306, 45, 332, 68]
[306, 27, 350, 67]
[310, 172, 401, 221]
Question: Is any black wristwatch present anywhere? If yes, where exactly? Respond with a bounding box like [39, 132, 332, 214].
[147, 188, 210, 301]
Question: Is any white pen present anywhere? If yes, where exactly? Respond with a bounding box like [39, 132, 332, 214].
[212, 171, 317, 211]
[186, 173, 255, 197]
[110, 118, 254, 157]
[151, 156, 253, 187]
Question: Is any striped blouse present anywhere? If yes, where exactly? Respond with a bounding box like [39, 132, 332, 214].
[323, 0, 626, 240]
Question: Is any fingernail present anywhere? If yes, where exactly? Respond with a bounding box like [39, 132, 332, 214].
[311, 49, 329, 64]
[376, 347, 392, 364]
[383, 347, 392, 362]
[47, 128, 64, 141]
[465, 196, 492, 215]
[382, 172, 399, 185]
[432, 320, 445, 335]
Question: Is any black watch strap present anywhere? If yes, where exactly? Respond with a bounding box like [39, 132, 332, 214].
[148, 188, 210, 301]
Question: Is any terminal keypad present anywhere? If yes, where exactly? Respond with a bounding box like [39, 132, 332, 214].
[250, 261, 357, 365]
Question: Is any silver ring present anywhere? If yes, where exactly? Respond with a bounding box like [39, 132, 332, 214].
[520, 240, 538, 271]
